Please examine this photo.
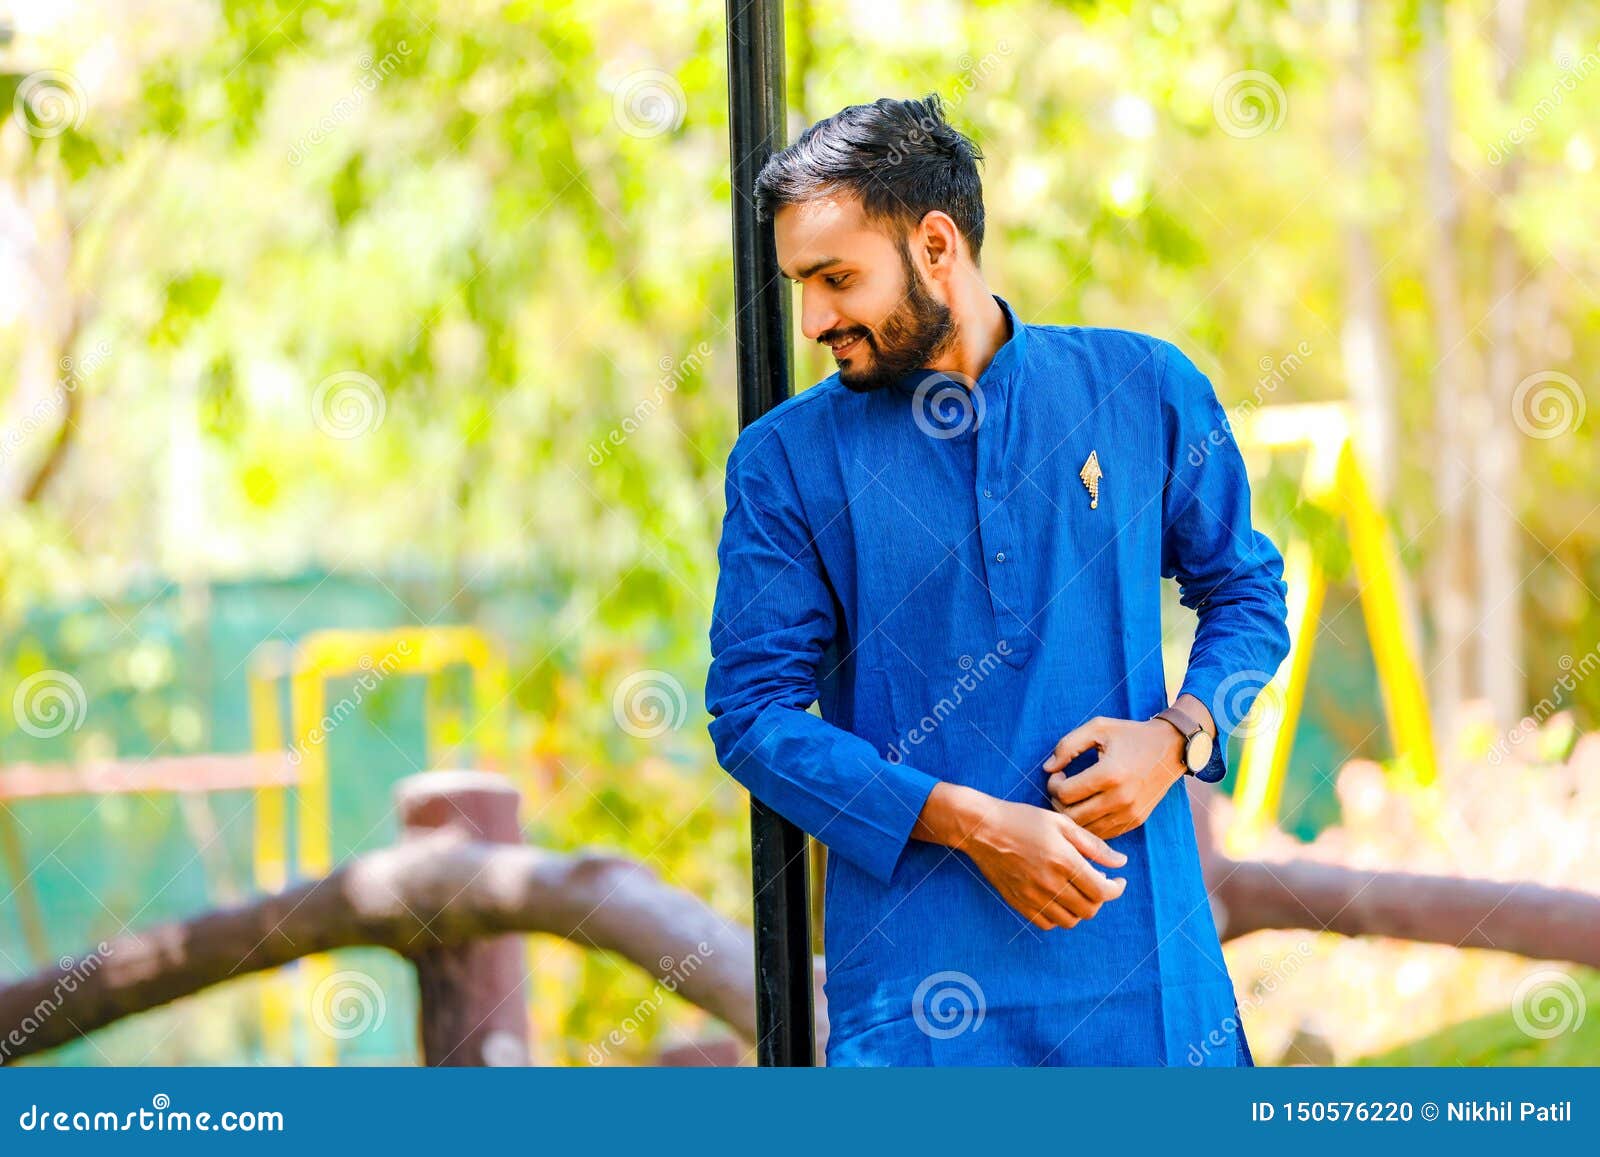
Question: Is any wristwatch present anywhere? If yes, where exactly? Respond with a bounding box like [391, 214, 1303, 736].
[1153, 705, 1214, 776]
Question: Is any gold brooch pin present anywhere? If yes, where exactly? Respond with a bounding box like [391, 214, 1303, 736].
[1079, 450, 1103, 509]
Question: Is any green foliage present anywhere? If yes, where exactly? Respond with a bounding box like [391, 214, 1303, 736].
[2, 0, 1598, 1066]
[1357, 970, 1600, 1066]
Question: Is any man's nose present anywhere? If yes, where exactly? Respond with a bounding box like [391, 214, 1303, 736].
[799, 287, 839, 342]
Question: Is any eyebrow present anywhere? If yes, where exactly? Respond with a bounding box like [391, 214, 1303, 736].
[782, 256, 846, 281]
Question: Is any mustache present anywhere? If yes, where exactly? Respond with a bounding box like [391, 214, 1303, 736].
[818, 326, 870, 347]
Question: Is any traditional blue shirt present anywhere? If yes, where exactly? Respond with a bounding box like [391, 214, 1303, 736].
[706, 295, 1290, 1066]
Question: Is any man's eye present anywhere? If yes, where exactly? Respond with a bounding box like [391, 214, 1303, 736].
[826, 274, 850, 288]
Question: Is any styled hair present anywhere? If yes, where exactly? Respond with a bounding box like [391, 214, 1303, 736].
[754, 94, 986, 261]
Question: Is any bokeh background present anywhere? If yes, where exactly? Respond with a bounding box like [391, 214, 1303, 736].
[0, 0, 1596, 1066]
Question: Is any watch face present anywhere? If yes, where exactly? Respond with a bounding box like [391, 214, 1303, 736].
[1186, 730, 1214, 773]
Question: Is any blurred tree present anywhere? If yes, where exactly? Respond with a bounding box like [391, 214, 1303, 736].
[1, 0, 1599, 1062]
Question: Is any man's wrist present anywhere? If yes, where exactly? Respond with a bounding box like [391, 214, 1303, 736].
[1161, 694, 1217, 778]
[1148, 715, 1191, 780]
[1173, 692, 1216, 738]
[911, 781, 994, 850]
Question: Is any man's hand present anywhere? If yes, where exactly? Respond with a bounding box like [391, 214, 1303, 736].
[913, 783, 1127, 930]
[1042, 714, 1189, 839]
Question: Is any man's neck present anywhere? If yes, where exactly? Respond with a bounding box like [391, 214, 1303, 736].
[928, 284, 1010, 386]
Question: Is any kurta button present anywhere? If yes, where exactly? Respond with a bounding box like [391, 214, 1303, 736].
[983, 488, 993, 499]
[995, 551, 1006, 562]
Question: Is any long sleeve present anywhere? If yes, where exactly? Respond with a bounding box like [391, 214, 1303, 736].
[1157, 340, 1292, 784]
[705, 429, 942, 885]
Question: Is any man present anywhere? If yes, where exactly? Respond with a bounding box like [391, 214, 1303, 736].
[705, 95, 1290, 1066]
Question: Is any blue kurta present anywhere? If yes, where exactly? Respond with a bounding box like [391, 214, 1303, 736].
[706, 295, 1290, 1066]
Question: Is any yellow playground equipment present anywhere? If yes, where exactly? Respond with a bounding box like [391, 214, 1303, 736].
[1223, 401, 1437, 854]
[249, 626, 515, 1064]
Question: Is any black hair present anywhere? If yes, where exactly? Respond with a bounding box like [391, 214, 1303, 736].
[754, 94, 986, 261]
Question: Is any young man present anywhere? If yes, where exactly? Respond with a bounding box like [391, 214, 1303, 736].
[706, 95, 1290, 1066]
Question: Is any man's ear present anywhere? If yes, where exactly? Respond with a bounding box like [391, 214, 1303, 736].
[917, 211, 962, 281]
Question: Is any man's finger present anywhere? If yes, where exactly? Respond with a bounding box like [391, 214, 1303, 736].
[1058, 811, 1126, 867]
[1063, 795, 1116, 829]
[1038, 901, 1081, 930]
[1049, 877, 1099, 918]
[1085, 815, 1128, 841]
[1042, 717, 1108, 772]
[1052, 845, 1127, 904]
[1020, 897, 1078, 930]
[1082, 867, 1127, 903]
[1023, 892, 1085, 928]
[1048, 765, 1115, 807]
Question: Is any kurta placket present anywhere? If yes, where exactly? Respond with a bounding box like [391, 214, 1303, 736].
[970, 338, 1034, 671]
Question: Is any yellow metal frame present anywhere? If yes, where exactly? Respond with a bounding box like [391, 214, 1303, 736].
[248, 626, 515, 1064]
[1223, 403, 1436, 854]
[247, 641, 297, 1064]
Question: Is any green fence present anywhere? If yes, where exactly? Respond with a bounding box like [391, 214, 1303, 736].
[0, 567, 559, 1065]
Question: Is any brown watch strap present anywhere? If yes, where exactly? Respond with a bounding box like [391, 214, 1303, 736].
[1154, 704, 1202, 741]
[1153, 705, 1207, 775]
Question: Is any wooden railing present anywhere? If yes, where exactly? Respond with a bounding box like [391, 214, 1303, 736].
[1, 773, 1596, 1066]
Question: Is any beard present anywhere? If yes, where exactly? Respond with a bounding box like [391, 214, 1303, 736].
[824, 242, 957, 394]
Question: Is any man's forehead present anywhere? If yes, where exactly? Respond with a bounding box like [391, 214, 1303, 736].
[777, 192, 865, 230]
[775, 195, 884, 276]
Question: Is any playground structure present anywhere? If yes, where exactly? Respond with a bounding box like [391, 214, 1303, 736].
[1226, 401, 1440, 854]
[0, 753, 297, 970]
[246, 625, 516, 1064]
[0, 621, 521, 1066]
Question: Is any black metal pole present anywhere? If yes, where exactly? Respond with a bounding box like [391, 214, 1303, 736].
[724, 0, 814, 1067]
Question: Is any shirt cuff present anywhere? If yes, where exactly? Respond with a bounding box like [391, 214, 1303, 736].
[845, 758, 942, 886]
[1177, 669, 1234, 785]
